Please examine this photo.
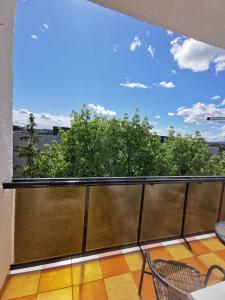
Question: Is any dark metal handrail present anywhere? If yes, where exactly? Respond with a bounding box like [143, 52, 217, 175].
[3, 176, 225, 189]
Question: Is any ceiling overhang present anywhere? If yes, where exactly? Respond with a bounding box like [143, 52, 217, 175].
[90, 0, 225, 50]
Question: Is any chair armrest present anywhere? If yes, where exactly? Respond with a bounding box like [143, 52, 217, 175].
[205, 265, 225, 285]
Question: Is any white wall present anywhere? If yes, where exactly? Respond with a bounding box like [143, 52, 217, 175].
[0, 0, 16, 289]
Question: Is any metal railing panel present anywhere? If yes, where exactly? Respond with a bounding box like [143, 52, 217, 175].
[140, 183, 186, 241]
[9, 177, 225, 266]
[184, 182, 222, 235]
[219, 183, 225, 221]
[86, 185, 142, 251]
[14, 187, 85, 264]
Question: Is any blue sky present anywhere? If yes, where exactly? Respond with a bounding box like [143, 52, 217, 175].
[14, 0, 225, 141]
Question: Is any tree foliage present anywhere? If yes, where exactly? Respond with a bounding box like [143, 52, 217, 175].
[14, 113, 41, 177]
[160, 128, 211, 175]
[14, 106, 225, 177]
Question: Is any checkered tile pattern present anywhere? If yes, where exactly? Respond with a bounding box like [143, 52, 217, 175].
[2, 234, 225, 300]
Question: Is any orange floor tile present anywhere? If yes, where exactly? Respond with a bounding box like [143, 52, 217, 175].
[188, 240, 211, 256]
[99, 255, 129, 278]
[2, 237, 225, 300]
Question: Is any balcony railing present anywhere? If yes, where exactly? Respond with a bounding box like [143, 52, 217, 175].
[3, 176, 225, 268]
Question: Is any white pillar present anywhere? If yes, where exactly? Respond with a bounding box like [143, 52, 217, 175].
[0, 0, 16, 290]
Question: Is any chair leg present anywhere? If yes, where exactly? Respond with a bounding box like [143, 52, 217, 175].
[138, 252, 147, 295]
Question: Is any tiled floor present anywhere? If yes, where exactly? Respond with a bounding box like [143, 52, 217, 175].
[1, 235, 225, 300]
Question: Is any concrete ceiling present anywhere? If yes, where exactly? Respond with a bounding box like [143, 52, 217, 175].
[90, 0, 225, 50]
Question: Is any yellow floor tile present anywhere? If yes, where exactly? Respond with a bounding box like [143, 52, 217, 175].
[7, 295, 37, 300]
[124, 252, 143, 271]
[38, 266, 72, 293]
[37, 287, 72, 300]
[200, 238, 225, 252]
[73, 280, 108, 300]
[1, 272, 40, 300]
[198, 252, 225, 280]
[104, 273, 139, 300]
[72, 260, 102, 285]
[165, 243, 193, 260]
[198, 252, 225, 269]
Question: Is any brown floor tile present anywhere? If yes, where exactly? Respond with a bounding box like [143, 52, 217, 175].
[38, 266, 72, 293]
[179, 256, 208, 275]
[148, 246, 173, 260]
[188, 240, 211, 256]
[132, 270, 156, 300]
[73, 279, 108, 300]
[99, 254, 129, 278]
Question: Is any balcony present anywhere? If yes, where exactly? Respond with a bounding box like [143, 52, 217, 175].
[1, 176, 225, 299]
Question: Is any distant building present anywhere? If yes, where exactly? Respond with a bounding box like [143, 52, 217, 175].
[13, 126, 69, 176]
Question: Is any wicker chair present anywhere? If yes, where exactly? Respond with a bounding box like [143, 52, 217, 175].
[139, 251, 225, 300]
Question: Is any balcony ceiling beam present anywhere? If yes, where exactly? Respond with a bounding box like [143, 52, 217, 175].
[90, 0, 225, 50]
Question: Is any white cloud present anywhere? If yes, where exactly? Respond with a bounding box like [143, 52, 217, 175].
[13, 109, 71, 129]
[214, 56, 225, 73]
[130, 36, 141, 51]
[170, 37, 225, 73]
[211, 95, 221, 100]
[177, 102, 225, 124]
[120, 81, 149, 89]
[147, 44, 155, 58]
[30, 35, 38, 40]
[155, 114, 160, 119]
[113, 44, 119, 53]
[159, 81, 175, 88]
[166, 30, 174, 36]
[40, 23, 49, 33]
[202, 125, 225, 142]
[170, 69, 177, 75]
[88, 104, 116, 117]
[146, 30, 150, 36]
[43, 23, 49, 29]
[219, 99, 225, 106]
[168, 112, 175, 117]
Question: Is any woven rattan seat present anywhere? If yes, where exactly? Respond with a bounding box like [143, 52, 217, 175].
[139, 251, 225, 300]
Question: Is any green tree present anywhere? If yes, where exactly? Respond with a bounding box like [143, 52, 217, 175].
[32, 141, 69, 177]
[160, 128, 211, 175]
[116, 110, 161, 176]
[207, 152, 225, 175]
[14, 113, 40, 177]
[31, 106, 162, 177]
[17, 106, 223, 178]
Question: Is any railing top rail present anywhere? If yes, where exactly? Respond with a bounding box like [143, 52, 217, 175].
[2, 176, 225, 189]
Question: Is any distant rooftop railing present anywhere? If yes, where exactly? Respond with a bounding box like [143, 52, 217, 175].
[3, 176, 225, 268]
